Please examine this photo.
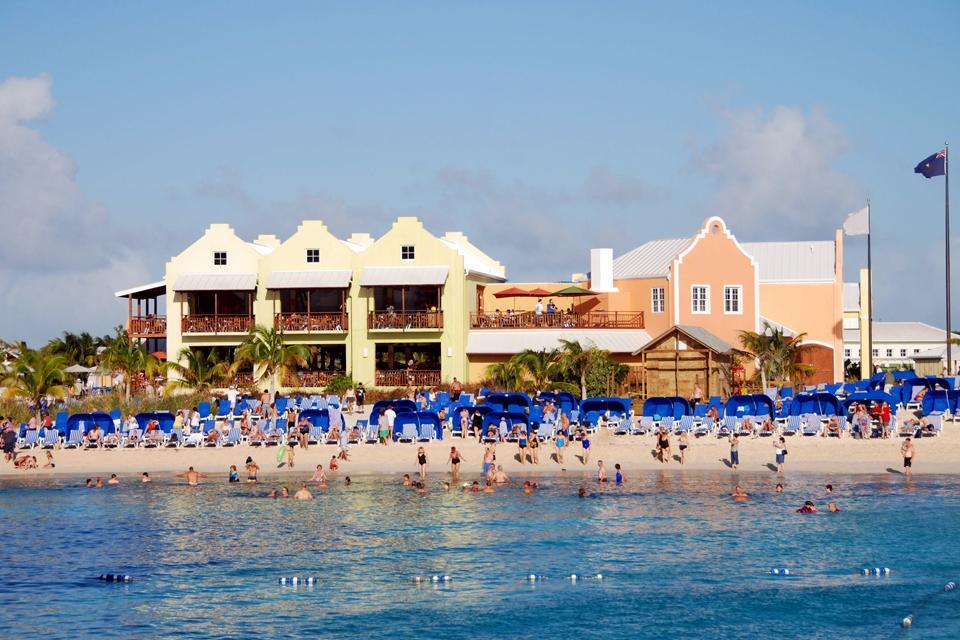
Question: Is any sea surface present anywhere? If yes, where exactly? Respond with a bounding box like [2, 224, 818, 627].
[1, 470, 958, 639]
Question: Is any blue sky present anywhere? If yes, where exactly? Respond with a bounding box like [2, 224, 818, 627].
[0, 1, 958, 344]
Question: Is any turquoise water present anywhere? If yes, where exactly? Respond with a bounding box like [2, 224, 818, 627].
[1, 471, 959, 639]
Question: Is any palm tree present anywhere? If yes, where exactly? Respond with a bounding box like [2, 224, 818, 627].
[234, 325, 311, 395]
[166, 348, 232, 395]
[99, 330, 164, 399]
[2, 349, 67, 421]
[738, 322, 814, 389]
[555, 339, 600, 399]
[485, 360, 523, 390]
[513, 349, 560, 389]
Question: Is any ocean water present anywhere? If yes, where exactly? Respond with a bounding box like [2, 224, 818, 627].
[1, 471, 958, 639]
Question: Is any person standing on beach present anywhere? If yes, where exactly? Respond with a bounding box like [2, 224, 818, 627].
[417, 446, 428, 479]
[774, 437, 786, 475]
[901, 437, 915, 479]
[597, 460, 607, 483]
[450, 377, 462, 402]
[729, 433, 740, 470]
[447, 446, 464, 478]
[385, 405, 397, 442]
[555, 430, 566, 464]
[518, 428, 528, 464]
[482, 442, 496, 477]
[177, 466, 207, 486]
[356, 383, 365, 412]
[580, 432, 591, 465]
[529, 431, 540, 464]
[678, 432, 689, 465]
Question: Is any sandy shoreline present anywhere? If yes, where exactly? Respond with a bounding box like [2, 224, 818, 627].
[5, 423, 959, 480]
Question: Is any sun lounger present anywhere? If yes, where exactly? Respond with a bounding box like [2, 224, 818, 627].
[63, 429, 83, 449]
[417, 423, 434, 442]
[398, 423, 418, 443]
[307, 426, 323, 445]
[735, 418, 754, 437]
[717, 416, 736, 437]
[638, 416, 654, 434]
[220, 427, 241, 447]
[538, 422, 555, 440]
[19, 429, 39, 449]
[674, 415, 694, 434]
[660, 416, 674, 432]
[694, 416, 713, 437]
[782, 415, 800, 436]
[802, 415, 821, 436]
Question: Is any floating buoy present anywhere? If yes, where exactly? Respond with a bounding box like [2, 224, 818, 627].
[569, 574, 578, 581]
[442, 575, 452, 582]
[861, 567, 891, 576]
[527, 574, 545, 582]
[430, 575, 440, 583]
[902, 615, 913, 628]
[412, 576, 424, 583]
[945, 581, 956, 592]
[595, 574, 603, 581]
[98, 574, 131, 583]
[278, 576, 315, 585]
[769, 568, 790, 575]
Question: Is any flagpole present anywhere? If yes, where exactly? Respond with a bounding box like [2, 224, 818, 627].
[947, 141, 952, 374]
[867, 199, 873, 377]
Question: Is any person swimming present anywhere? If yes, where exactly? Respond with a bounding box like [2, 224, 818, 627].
[796, 500, 818, 513]
[731, 485, 750, 501]
[827, 502, 840, 512]
[228, 465, 239, 483]
[775, 483, 783, 493]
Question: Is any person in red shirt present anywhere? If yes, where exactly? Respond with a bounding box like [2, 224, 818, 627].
[796, 500, 818, 513]
[880, 402, 892, 438]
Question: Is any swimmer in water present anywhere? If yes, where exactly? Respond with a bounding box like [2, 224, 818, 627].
[311, 464, 327, 485]
[279, 486, 289, 498]
[85, 478, 93, 488]
[402, 473, 412, 487]
[344, 476, 352, 486]
[141, 472, 151, 483]
[464, 481, 480, 493]
[614, 463, 624, 485]
[293, 483, 314, 500]
[731, 485, 750, 501]
[442, 482, 450, 491]
[796, 500, 818, 513]
[827, 502, 840, 512]
[825, 484, 833, 494]
[177, 466, 207, 486]
[597, 460, 607, 484]
[108, 474, 119, 485]
[482, 480, 496, 493]
[492, 465, 510, 484]
[95, 477, 104, 488]
[775, 483, 783, 493]
[523, 480, 535, 495]
[244, 457, 259, 483]
[578, 487, 589, 498]
[228, 465, 239, 483]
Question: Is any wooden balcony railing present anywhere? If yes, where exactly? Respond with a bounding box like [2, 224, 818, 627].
[282, 371, 337, 388]
[128, 316, 167, 337]
[470, 310, 644, 329]
[181, 314, 254, 334]
[275, 312, 347, 333]
[233, 371, 255, 386]
[368, 310, 443, 330]
[375, 369, 442, 387]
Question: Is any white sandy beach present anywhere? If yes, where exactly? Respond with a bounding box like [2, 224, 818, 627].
[5, 420, 959, 480]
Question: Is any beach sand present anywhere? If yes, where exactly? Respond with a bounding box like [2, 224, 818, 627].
[5, 418, 958, 480]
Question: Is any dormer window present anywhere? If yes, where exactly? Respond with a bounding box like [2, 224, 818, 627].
[213, 251, 227, 266]
[401, 245, 415, 260]
[306, 249, 320, 263]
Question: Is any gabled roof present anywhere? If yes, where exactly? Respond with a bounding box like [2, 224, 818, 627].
[633, 324, 733, 355]
[612, 238, 689, 279]
[612, 235, 836, 283]
[114, 281, 166, 299]
[843, 321, 960, 343]
[741, 241, 835, 282]
[440, 234, 506, 281]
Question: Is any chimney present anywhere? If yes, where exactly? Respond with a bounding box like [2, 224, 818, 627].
[590, 248, 617, 292]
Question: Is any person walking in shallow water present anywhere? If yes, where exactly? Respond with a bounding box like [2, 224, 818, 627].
[417, 446, 428, 479]
[774, 437, 786, 475]
[728, 433, 740, 470]
[901, 437, 915, 479]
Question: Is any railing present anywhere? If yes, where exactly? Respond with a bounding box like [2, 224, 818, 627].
[470, 310, 644, 329]
[368, 310, 443, 330]
[233, 371, 255, 386]
[375, 369, 442, 387]
[128, 316, 167, 336]
[181, 315, 254, 334]
[283, 371, 337, 388]
[275, 312, 347, 332]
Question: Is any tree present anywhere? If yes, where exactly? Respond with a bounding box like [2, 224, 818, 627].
[45, 331, 101, 366]
[99, 330, 164, 399]
[485, 361, 523, 390]
[2, 349, 67, 421]
[513, 349, 560, 389]
[234, 325, 311, 395]
[166, 348, 231, 395]
[584, 351, 629, 397]
[738, 322, 814, 389]
[555, 339, 603, 399]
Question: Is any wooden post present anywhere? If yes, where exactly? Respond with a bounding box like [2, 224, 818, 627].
[675, 349, 679, 396]
[214, 292, 219, 334]
[306, 289, 311, 330]
[706, 350, 712, 399]
[247, 292, 252, 330]
[127, 295, 133, 331]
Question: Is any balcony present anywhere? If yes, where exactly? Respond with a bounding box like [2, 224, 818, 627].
[368, 310, 443, 331]
[181, 314, 254, 334]
[283, 370, 337, 388]
[128, 315, 167, 338]
[275, 312, 347, 333]
[375, 369, 441, 387]
[470, 310, 644, 329]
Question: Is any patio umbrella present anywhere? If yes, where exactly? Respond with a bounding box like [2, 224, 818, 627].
[551, 285, 596, 311]
[64, 364, 95, 374]
[492, 286, 530, 310]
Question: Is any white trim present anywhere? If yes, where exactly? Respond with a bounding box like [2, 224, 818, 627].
[305, 248, 321, 264]
[723, 284, 743, 315]
[759, 279, 834, 285]
[691, 284, 710, 315]
[212, 250, 228, 266]
[651, 287, 665, 314]
[797, 339, 834, 350]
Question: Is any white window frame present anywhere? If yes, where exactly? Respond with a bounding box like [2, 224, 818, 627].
[900, 348, 907, 357]
[401, 245, 415, 261]
[723, 285, 743, 315]
[885, 348, 893, 357]
[651, 287, 665, 314]
[213, 251, 227, 266]
[844, 349, 851, 358]
[872, 348, 879, 357]
[306, 248, 320, 264]
[691, 285, 710, 315]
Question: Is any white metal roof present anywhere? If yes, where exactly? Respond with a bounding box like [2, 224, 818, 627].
[359, 266, 449, 287]
[440, 238, 506, 281]
[912, 345, 947, 361]
[843, 283, 860, 312]
[172, 273, 258, 291]
[760, 316, 797, 338]
[742, 241, 835, 282]
[466, 329, 651, 354]
[114, 280, 166, 298]
[246, 242, 276, 256]
[612, 238, 689, 279]
[265, 270, 352, 289]
[843, 322, 960, 344]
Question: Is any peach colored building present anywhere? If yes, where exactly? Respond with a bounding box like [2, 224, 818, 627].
[473, 216, 844, 387]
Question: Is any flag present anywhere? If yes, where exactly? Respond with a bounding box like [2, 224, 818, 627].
[843, 206, 869, 236]
[914, 149, 946, 178]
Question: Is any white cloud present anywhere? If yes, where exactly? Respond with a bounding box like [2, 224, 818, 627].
[696, 106, 864, 237]
[0, 74, 149, 345]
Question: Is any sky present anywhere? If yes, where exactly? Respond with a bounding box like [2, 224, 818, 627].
[0, 1, 958, 345]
